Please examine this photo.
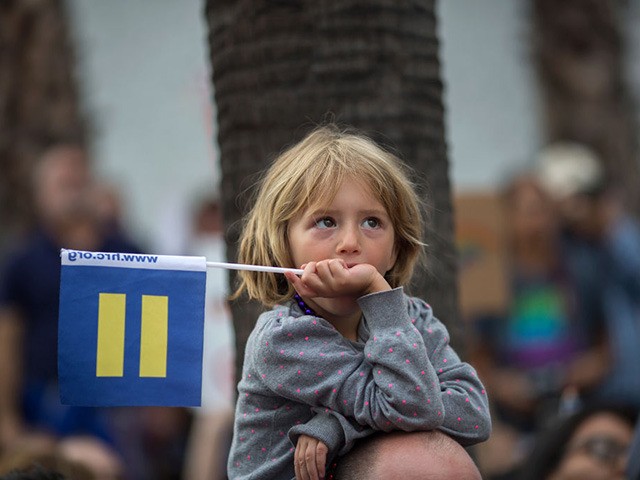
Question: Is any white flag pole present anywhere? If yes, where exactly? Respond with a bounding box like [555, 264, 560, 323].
[206, 261, 303, 276]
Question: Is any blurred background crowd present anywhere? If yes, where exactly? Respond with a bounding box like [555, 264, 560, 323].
[1, 1, 640, 480]
[461, 142, 640, 479]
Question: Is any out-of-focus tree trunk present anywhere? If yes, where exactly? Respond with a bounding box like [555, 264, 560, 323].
[204, 0, 460, 381]
[0, 0, 87, 255]
[532, 0, 640, 215]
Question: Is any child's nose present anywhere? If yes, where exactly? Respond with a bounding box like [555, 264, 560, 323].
[337, 225, 360, 253]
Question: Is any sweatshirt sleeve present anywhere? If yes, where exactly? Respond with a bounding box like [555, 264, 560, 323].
[288, 409, 374, 460]
[253, 288, 446, 432]
[401, 295, 492, 445]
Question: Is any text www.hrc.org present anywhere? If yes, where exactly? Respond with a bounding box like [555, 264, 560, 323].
[66, 250, 159, 264]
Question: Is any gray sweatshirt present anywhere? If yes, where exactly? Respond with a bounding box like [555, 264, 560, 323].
[227, 287, 491, 479]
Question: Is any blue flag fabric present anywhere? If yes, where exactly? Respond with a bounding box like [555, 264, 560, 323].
[58, 249, 206, 407]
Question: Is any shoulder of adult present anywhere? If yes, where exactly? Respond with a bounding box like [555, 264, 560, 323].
[0, 230, 52, 285]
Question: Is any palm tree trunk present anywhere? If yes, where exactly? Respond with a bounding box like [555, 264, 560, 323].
[0, 0, 87, 256]
[532, 0, 640, 215]
[205, 0, 460, 380]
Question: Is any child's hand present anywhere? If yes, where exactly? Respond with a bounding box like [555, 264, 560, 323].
[295, 434, 329, 480]
[285, 259, 391, 299]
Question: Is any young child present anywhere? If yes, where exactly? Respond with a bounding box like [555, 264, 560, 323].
[227, 125, 491, 480]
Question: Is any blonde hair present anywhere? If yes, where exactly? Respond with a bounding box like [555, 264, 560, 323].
[234, 124, 425, 307]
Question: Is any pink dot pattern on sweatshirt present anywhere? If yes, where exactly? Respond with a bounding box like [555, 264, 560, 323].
[229, 295, 490, 478]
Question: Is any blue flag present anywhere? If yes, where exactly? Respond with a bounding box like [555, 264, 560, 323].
[58, 249, 206, 407]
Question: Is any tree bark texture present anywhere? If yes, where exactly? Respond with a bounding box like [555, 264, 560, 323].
[0, 0, 87, 253]
[205, 0, 461, 381]
[532, 0, 640, 215]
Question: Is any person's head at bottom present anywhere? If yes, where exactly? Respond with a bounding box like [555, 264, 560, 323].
[334, 430, 482, 480]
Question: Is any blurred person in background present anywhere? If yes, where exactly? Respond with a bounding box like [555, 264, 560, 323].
[0, 443, 98, 480]
[628, 413, 640, 480]
[0, 144, 145, 479]
[182, 196, 235, 480]
[470, 174, 610, 478]
[537, 143, 640, 410]
[90, 179, 141, 253]
[517, 403, 637, 480]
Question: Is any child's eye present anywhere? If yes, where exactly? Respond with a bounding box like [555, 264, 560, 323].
[362, 217, 381, 229]
[314, 217, 336, 229]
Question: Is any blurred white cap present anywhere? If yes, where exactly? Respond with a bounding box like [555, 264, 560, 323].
[536, 142, 604, 200]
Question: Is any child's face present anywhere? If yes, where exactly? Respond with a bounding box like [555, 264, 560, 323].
[288, 177, 397, 285]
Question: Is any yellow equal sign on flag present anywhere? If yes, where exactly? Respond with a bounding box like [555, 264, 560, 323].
[96, 293, 126, 377]
[95, 293, 169, 378]
[140, 295, 168, 377]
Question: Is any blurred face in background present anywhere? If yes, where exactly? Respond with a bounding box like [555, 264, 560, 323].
[34, 145, 91, 226]
[558, 190, 622, 240]
[507, 178, 558, 247]
[547, 412, 633, 480]
[556, 193, 598, 236]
